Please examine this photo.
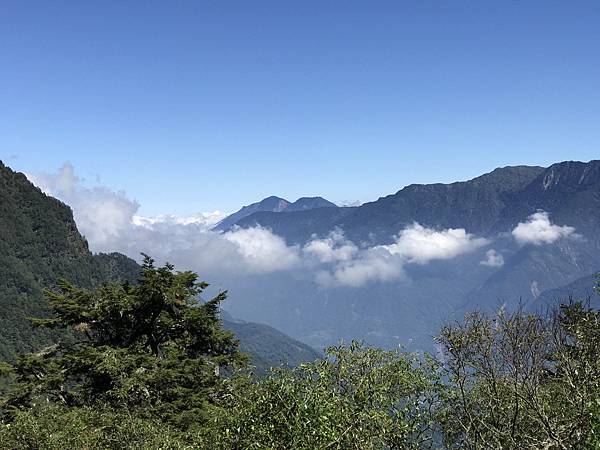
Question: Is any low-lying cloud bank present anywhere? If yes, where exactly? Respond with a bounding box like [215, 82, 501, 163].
[27, 165, 299, 276]
[27, 165, 578, 289]
[132, 212, 226, 230]
[305, 226, 488, 287]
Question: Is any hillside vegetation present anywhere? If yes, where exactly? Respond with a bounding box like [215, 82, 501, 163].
[0, 262, 598, 449]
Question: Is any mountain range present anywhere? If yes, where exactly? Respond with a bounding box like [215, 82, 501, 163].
[227, 162, 600, 245]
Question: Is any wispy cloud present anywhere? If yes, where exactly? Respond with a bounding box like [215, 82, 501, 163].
[480, 249, 504, 267]
[303, 229, 358, 263]
[315, 247, 405, 287]
[223, 226, 300, 272]
[132, 212, 226, 230]
[27, 164, 140, 249]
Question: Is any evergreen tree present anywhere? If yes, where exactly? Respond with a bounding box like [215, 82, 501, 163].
[2, 255, 244, 429]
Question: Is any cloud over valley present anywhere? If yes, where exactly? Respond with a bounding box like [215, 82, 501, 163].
[27, 164, 578, 290]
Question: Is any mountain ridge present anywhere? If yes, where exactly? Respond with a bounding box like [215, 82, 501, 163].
[231, 161, 599, 245]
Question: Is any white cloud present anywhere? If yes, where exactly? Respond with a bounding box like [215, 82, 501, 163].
[26, 164, 296, 274]
[380, 224, 489, 264]
[317, 248, 405, 287]
[480, 249, 504, 267]
[308, 225, 488, 287]
[303, 229, 358, 263]
[512, 211, 575, 245]
[304, 230, 402, 287]
[223, 226, 300, 272]
[132, 211, 226, 230]
[27, 164, 140, 249]
[336, 200, 363, 207]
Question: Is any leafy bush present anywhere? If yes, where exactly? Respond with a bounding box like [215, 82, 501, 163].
[205, 342, 438, 449]
[436, 300, 600, 449]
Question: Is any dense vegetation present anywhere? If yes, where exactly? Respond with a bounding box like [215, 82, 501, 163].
[0, 259, 598, 448]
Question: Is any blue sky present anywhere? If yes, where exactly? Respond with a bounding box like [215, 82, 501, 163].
[1, 1, 599, 215]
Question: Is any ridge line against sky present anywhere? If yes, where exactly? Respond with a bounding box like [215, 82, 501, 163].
[4, 158, 598, 217]
[1, 1, 599, 214]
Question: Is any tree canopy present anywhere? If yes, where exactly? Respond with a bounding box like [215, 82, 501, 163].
[2, 255, 244, 430]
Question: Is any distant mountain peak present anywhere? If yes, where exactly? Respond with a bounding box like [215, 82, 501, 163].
[214, 195, 337, 230]
[287, 197, 337, 211]
[255, 196, 291, 211]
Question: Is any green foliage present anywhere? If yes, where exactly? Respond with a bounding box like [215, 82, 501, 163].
[205, 342, 438, 449]
[223, 317, 322, 375]
[2, 256, 245, 431]
[0, 161, 319, 374]
[436, 300, 600, 449]
[0, 404, 204, 449]
[1, 174, 598, 450]
[1, 296, 599, 449]
[583, 277, 600, 449]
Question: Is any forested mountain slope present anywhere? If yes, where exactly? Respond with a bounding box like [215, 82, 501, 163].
[0, 162, 139, 360]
